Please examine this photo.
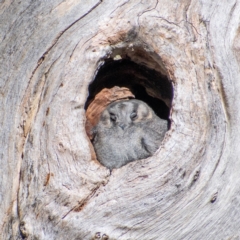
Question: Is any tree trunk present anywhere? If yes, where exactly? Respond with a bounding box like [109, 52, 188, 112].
[1, 0, 240, 239]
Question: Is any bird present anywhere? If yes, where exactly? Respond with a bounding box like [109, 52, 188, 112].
[92, 99, 168, 170]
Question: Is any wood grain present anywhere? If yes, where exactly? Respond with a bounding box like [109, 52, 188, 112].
[1, 0, 240, 239]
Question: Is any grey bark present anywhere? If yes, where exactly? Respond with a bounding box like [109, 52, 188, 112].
[1, 0, 240, 239]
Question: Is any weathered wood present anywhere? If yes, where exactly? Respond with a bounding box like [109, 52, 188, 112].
[1, 0, 240, 239]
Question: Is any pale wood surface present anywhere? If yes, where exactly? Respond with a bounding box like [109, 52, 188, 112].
[1, 0, 240, 239]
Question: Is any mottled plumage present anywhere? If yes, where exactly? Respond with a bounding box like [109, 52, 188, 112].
[92, 99, 168, 170]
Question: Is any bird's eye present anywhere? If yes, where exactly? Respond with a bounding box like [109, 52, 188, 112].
[110, 113, 116, 122]
[130, 112, 137, 120]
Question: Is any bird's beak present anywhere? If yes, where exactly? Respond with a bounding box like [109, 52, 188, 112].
[119, 123, 127, 130]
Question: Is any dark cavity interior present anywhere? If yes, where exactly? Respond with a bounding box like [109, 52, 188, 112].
[85, 58, 173, 122]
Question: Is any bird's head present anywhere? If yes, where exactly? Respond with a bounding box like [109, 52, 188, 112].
[99, 99, 153, 130]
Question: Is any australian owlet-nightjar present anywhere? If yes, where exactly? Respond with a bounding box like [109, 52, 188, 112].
[92, 99, 168, 170]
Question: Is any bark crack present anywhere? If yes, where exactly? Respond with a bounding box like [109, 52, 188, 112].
[117, 219, 146, 238]
[29, 0, 103, 82]
[16, 56, 60, 236]
[137, 0, 159, 28]
[150, 15, 183, 28]
[61, 179, 110, 220]
[68, 31, 102, 62]
[211, 122, 227, 177]
[22, 56, 59, 139]
[59, 166, 111, 221]
[183, 0, 201, 39]
[185, 20, 202, 37]
[108, 0, 130, 16]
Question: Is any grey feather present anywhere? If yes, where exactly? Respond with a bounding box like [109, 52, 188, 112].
[92, 99, 168, 170]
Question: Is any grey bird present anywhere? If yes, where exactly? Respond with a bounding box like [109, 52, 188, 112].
[92, 99, 168, 170]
